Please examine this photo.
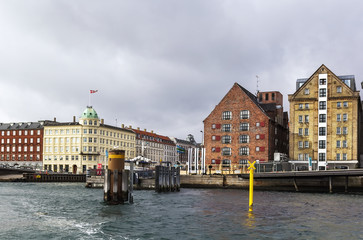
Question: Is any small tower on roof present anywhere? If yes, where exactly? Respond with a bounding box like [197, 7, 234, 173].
[80, 106, 99, 126]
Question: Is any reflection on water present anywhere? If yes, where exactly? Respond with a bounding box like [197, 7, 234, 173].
[0, 183, 363, 239]
[245, 211, 256, 229]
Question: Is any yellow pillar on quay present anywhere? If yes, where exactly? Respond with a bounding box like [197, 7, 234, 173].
[248, 161, 256, 212]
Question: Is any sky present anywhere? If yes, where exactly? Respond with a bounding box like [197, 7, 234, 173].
[1, 0, 363, 142]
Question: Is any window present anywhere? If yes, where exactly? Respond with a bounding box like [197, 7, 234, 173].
[343, 153, 347, 160]
[319, 89, 326, 97]
[265, 93, 269, 101]
[319, 114, 326, 123]
[299, 115, 303, 123]
[337, 86, 342, 93]
[336, 140, 341, 148]
[298, 154, 303, 161]
[240, 110, 250, 119]
[305, 115, 309, 123]
[256, 122, 260, 127]
[337, 114, 341, 122]
[342, 140, 347, 148]
[240, 123, 249, 131]
[222, 135, 231, 144]
[336, 153, 341, 161]
[304, 88, 309, 95]
[89, 129, 93, 134]
[239, 147, 249, 156]
[298, 141, 303, 148]
[299, 104, 303, 109]
[343, 127, 347, 135]
[239, 135, 249, 143]
[319, 101, 326, 110]
[304, 154, 309, 161]
[319, 127, 326, 136]
[222, 124, 231, 132]
[305, 103, 309, 109]
[256, 147, 260, 152]
[320, 79, 326, 85]
[337, 102, 341, 108]
[304, 141, 309, 148]
[222, 147, 231, 156]
[222, 159, 231, 166]
[222, 111, 232, 120]
[319, 140, 326, 149]
[343, 114, 347, 122]
[298, 128, 303, 136]
[319, 153, 326, 161]
[305, 128, 309, 136]
[343, 101, 348, 108]
[337, 127, 341, 135]
[84, 120, 87, 125]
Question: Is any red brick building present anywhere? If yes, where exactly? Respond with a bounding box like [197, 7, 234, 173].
[0, 122, 44, 169]
[203, 83, 288, 173]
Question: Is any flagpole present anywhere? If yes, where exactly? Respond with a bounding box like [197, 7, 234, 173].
[89, 91, 91, 107]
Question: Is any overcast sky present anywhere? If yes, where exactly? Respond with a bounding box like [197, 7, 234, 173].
[1, 0, 363, 142]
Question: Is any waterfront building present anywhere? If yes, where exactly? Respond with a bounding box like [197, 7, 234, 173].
[288, 64, 362, 170]
[170, 134, 198, 168]
[203, 83, 289, 174]
[132, 128, 177, 165]
[0, 122, 44, 169]
[43, 106, 136, 173]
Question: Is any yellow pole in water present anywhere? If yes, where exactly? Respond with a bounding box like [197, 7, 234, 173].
[248, 161, 256, 212]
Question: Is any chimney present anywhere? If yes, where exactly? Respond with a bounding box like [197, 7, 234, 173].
[129, 125, 132, 129]
[54, 117, 56, 122]
[73, 116, 76, 123]
[121, 124, 124, 128]
[101, 119, 104, 124]
[144, 129, 147, 132]
[151, 130, 154, 133]
[137, 127, 140, 130]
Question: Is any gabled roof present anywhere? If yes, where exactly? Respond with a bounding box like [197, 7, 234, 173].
[292, 64, 357, 97]
[204, 82, 272, 122]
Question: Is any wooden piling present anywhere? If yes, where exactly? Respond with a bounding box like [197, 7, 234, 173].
[103, 149, 131, 204]
[155, 166, 181, 193]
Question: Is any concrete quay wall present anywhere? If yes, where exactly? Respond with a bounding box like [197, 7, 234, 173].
[180, 174, 363, 193]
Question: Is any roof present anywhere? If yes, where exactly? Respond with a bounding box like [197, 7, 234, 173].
[101, 124, 135, 134]
[43, 121, 80, 127]
[80, 106, 99, 119]
[295, 66, 357, 91]
[235, 83, 272, 119]
[133, 129, 176, 146]
[0, 122, 44, 130]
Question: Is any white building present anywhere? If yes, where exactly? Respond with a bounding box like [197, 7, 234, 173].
[43, 106, 136, 173]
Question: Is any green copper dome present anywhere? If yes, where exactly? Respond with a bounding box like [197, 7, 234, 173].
[81, 106, 99, 119]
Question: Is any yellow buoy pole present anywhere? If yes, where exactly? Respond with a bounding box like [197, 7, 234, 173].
[248, 161, 256, 212]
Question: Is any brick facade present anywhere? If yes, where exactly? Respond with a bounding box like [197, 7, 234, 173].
[203, 83, 288, 173]
[0, 122, 44, 168]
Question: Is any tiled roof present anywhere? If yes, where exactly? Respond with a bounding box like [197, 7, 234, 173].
[133, 129, 176, 146]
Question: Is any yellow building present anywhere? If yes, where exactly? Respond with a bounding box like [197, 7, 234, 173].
[288, 65, 362, 170]
[43, 106, 136, 173]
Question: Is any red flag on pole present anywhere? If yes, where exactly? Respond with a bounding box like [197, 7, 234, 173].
[90, 90, 98, 94]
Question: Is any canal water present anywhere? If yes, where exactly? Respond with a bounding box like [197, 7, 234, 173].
[0, 183, 362, 240]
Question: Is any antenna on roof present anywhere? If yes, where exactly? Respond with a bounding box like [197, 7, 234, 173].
[256, 75, 260, 96]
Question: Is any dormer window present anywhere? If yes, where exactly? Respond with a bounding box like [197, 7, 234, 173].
[304, 88, 309, 95]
